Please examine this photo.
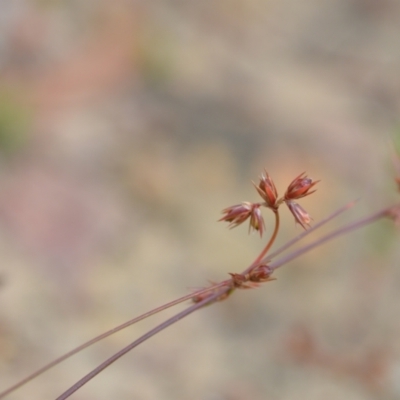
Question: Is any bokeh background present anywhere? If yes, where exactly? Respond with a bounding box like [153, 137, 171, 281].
[0, 1, 400, 399]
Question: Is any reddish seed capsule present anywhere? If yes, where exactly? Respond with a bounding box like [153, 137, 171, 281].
[219, 202, 265, 237]
[286, 200, 312, 229]
[285, 172, 319, 201]
[253, 170, 278, 210]
[219, 202, 253, 228]
[249, 264, 275, 282]
[249, 204, 265, 237]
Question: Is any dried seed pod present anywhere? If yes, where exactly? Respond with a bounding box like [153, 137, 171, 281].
[286, 200, 312, 229]
[285, 172, 319, 201]
[253, 170, 278, 209]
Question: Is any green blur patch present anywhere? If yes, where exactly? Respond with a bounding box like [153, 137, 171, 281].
[0, 91, 30, 156]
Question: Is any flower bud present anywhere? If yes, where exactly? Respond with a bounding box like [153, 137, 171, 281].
[249, 204, 265, 237]
[219, 202, 253, 228]
[286, 200, 312, 229]
[219, 202, 265, 236]
[285, 172, 319, 201]
[253, 171, 278, 209]
[249, 264, 275, 282]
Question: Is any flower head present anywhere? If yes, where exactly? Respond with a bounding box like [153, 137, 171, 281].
[253, 170, 278, 210]
[219, 202, 265, 236]
[285, 200, 312, 229]
[285, 172, 319, 201]
[249, 264, 275, 283]
[219, 202, 253, 228]
[249, 204, 265, 236]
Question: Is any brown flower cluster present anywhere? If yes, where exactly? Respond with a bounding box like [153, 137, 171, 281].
[219, 170, 319, 235]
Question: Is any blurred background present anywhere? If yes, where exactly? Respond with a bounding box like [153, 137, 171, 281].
[0, 1, 400, 399]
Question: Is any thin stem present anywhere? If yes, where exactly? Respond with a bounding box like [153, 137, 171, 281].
[2, 195, 394, 399]
[56, 202, 368, 400]
[244, 211, 280, 275]
[56, 287, 229, 400]
[0, 283, 227, 399]
[268, 206, 390, 272]
[267, 199, 358, 260]
[54, 202, 399, 399]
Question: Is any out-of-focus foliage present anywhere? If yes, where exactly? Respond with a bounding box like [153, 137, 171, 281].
[0, 91, 29, 156]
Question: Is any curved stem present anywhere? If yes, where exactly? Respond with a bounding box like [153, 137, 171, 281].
[244, 210, 280, 275]
[0, 283, 227, 399]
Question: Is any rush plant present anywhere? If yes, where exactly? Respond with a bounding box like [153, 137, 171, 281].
[1, 157, 400, 399]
